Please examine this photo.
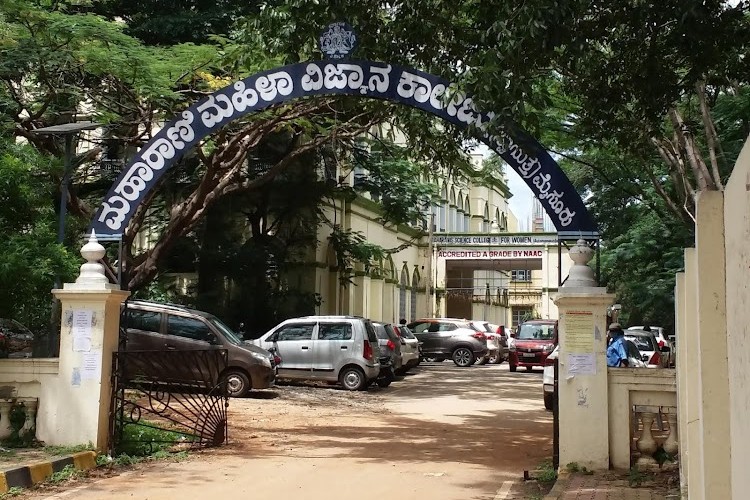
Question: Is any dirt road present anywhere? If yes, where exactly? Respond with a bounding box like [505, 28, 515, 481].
[31, 362, 553, 500]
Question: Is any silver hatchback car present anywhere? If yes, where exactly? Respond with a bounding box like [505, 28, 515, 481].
[252, 316, 380, 391]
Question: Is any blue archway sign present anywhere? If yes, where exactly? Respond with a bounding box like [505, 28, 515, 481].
[89, 59, 598, 236]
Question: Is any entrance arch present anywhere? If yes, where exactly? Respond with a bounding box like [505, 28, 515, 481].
[89, 60, 597, 237]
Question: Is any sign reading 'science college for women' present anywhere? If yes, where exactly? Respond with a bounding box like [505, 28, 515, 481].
[89, 61, 597, 236]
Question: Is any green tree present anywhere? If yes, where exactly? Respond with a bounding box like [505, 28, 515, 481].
[0, 141, 79, 333]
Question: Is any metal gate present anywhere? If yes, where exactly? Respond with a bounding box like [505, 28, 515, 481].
[108, 307, 229, 455]
[552, 358, 560, 470]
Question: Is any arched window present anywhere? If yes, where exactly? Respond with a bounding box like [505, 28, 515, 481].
[456, 190, 464, 232]
[411, 268, 420, 322]
[399, 267, 409, 322]
[464, 196, 471, 232]
[439, 185, 448, 232]
[449, 188, 457, 232]
[483, 204, 490, 232]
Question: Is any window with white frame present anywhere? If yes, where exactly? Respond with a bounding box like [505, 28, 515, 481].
[511, 269, 532, 282]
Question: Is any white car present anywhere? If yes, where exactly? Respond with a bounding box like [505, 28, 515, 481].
[627, 326, 674, 366]
[542, 346, 559, 410]
[393, 324, 420, 373]
[470, 321, 501, 365]
[624, 330, 670, 368]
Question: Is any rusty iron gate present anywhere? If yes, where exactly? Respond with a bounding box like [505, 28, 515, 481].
[109, 306, 229, 455]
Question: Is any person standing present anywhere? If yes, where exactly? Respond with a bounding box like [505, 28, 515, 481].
[606, 323, 629, 367]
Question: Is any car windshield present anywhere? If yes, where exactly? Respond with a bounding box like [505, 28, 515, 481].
[625, 335, 655, 352]
[625, 340, 642, 360]
[207, 317, 242, 345]
[517, 323, 555, 340]
[0, 319, 33, 338]
[397, 326, 416, 339]
[372, 324, 389, 340]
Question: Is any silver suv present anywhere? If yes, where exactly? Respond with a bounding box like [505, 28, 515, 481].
[252, 316, 380, 391]
[407, 318, 489, 367]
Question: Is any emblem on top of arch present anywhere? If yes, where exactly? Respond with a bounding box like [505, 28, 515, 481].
[319, 22, 358, 60]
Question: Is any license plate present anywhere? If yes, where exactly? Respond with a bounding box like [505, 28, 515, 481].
[522, 352, 536, 358]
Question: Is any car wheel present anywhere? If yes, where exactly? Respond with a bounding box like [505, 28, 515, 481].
[222, 370, 250, 398]
[509, 362, 517, 372]
[544, 393, 553, 411]
[476, 356, 488, 366]
[339, 367, 366, 391]
[377, 377, 392, 388]
[452, 347, 474, 367]
[489, 353, 502, 364]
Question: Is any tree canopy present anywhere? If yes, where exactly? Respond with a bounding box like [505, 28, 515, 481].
[0, 0, 747, 334]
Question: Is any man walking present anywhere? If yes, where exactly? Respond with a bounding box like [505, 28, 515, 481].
[606, 323, 629, 367]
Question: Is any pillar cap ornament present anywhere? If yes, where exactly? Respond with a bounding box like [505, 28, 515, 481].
[72, 231, 111, 287]
[564, 238, 597, 287]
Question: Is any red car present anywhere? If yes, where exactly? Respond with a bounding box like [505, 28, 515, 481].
[508, 319, 557, 372]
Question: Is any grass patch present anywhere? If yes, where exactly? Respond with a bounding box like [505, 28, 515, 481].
[42, 443, 94, 456]
[565, 462, 594, 475]
[536, 459, 558, 483]
[115, 421, 195, 456]
[0, 486, 24, 498]
[49, 464, 83, 483]
[628, 465, 653, 487]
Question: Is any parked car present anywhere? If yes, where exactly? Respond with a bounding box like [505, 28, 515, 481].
[624, 330, 670, 368]
[407, 318, 488, 367]
[123, 301, 275, 397]
[487, 324, 509, 363]
[508, 319, 557, 372]
[469, 321, 501, 365]
[372, 322, 403, 374]
[542, 340, 647, 410]
[627, 326, 674, 366]
[393, 325, 420, 373]
[0, 319, 34, 358]
[253, 316, 380, 390]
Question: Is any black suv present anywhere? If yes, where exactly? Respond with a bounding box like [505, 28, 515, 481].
[407, 318, 489, 367]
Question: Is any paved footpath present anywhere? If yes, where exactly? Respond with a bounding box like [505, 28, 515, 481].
[547, 472, 674, 500]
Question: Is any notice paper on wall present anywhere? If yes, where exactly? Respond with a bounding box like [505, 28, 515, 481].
[565, 310, 595, 352]
[567, 352, 596, 376]
[81, 352, 101, 380]
[72, 309, 93, 352]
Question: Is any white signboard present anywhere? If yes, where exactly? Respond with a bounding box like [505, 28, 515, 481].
[432, 234, 557, 246]
[437, 247, 545, 259]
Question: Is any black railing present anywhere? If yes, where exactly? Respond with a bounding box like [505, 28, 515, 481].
[109, 348, 229, 455]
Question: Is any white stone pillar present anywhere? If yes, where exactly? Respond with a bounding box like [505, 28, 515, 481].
[51, 232, 129, 451]
[554, 239, 614, 471]
[674, 270, 690, 494]
[683, 248, 704, 499]
[694, 191, 731, 499]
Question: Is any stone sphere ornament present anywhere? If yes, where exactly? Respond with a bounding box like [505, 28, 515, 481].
[564, 238, 597, 287]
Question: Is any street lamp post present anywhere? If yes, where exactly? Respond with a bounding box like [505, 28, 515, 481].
[31, 121, 101, 356]
[31, 121, 101, 246]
